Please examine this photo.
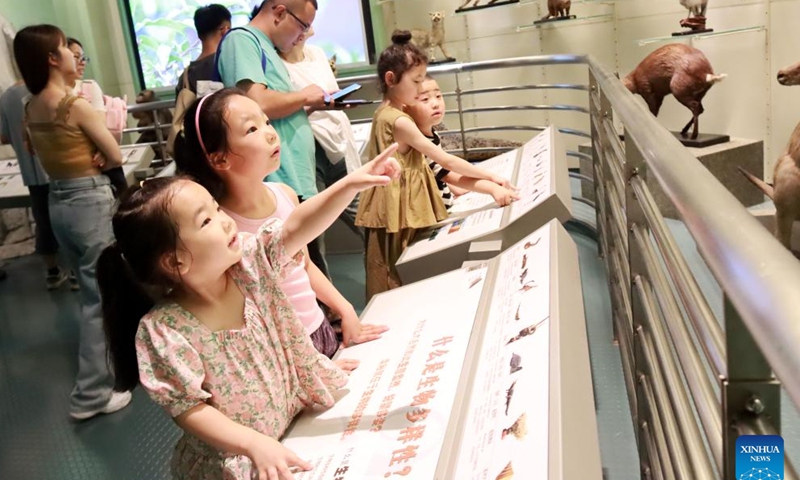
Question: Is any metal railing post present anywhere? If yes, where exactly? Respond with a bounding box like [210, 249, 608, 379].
[626, 131, 648, 475]
[151, 110, 168, 163]
[589, 73, 604, 260]
[454, 73, 468, 160]
[723, 295, 781, 479]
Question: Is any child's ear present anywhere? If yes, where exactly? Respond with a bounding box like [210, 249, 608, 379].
[160, 250, 190, 279]
[208, 152, 230, 171]
[385, 71, 396, 88]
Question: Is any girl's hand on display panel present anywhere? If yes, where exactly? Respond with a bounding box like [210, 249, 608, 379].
[245, 433, 312, 480]
[335, 358, 361, 372]
[341, 309, 389, 349]
[491, 174, 517, 191]
[490, 184, 521, 207]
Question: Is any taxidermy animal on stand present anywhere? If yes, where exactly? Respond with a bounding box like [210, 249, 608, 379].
[678, 0, 710, 31]
[680, 0, 708, 18]
[410, 12, 453, 63]
[622, 44, 726, 140]
[739, 61, 800, 250]
[541, 0, 572, 20]
[458, 0, 500, 10]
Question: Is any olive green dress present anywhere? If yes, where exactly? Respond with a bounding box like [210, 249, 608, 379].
[355, 104, 448, 301]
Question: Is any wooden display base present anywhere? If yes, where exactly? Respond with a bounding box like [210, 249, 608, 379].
[430, 57, 457, 66]
[672, 131, 729, 148]
[533, 15, 577, 25]
[455, 0, 519, 14]
[672, 28, 714, 36]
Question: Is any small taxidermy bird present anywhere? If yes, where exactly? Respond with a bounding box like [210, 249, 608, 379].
[680, 0, 708, 17]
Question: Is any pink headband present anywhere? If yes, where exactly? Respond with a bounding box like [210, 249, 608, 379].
[195, 94, 212, 158]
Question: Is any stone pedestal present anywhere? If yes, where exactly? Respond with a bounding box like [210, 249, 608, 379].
[579, 138, 765, 219]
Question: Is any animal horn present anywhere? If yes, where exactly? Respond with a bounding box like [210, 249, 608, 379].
[706, 73, 728, 84]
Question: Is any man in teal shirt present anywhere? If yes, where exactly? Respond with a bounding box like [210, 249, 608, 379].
[217, 0, 331, 273]
[217, 0, 326, 199]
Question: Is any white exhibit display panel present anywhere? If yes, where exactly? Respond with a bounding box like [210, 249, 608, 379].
[351, 123, 372, 159]
[395, 127, 573, 285]
[0, 144, 154, 209]
[282, 219, 601, 480]
[448, 149, 519, 215]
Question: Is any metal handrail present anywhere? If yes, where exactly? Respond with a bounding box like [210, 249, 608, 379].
[443, 83, 589, 97]
[633, 233, 722, 473]
[336, 54, 587, 84]
[630, 176, 726, 379]
[588, 56, 800, 408]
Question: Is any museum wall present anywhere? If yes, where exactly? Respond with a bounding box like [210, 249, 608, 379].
[2, 0, 799, 179]
[0, 0, 136, 100]
[376, 0, 800, 180]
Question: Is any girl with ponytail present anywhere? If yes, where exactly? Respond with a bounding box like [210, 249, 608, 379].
[97, 141, 400, 478]
[355, 30, 517, 301]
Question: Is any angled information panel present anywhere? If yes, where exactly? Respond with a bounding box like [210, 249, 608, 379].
[395, 127, 572, 285]
[282, 220, 601, 480]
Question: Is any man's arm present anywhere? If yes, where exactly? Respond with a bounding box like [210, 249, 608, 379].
[237, 80, 325, 120]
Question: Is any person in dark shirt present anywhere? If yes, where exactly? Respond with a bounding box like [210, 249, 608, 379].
[175, 4, 232, 96]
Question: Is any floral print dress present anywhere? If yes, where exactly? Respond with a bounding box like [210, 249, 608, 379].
[136, 219, 347, 480]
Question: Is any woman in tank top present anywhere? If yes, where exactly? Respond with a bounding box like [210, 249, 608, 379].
[14, 25, 131, 420]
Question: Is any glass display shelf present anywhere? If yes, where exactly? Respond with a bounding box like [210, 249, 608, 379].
[637, 25, 765, 46]
[516, 13, 613, 32]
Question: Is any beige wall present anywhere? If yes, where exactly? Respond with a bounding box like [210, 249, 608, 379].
[1, 0, 135, 100]
[4, 0, 799, 179]
[377, 0, 800, 181]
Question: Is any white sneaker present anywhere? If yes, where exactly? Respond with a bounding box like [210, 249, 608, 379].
[70, 391, 133, 421]
[46, 269, 68, 290]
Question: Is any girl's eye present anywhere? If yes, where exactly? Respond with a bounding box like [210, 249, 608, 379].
[265, 119, 271, 126]
[202, 218, 211, 227]
[247, 126, 258, 134]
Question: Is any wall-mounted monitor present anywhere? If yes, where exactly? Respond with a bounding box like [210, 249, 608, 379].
[121, 0, 375, 90]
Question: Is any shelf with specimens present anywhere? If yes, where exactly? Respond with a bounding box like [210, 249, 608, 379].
[636, 25, 765, 46]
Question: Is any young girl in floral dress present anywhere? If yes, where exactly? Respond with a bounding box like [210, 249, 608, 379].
[98, 149, 399, 478]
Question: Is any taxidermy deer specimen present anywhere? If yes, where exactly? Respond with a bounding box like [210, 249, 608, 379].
[410, 12, 453, 62]
[622, 44, 726, 140]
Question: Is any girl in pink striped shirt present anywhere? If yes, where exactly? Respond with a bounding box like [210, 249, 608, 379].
[174, 88, 390, 368]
